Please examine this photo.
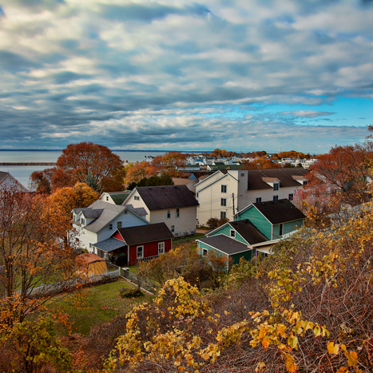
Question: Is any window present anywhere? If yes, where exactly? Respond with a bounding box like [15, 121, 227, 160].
[220, 211, 226, 219]
[303, 180, 308, 185]
[171, 225, 175, 233]
[202, 248, 208, 257]
[134, 196, 140, 200]
[273, 195, 279, 201]
[221, 198, 226, 206]
[80, 218, 86, 226]
[274, 183, 279, 191]
[117, 221, 122, 229]
[221, 185, 227, 193]
[241, 173, 244, 177]
[106, 196, 109, 201]
[167, 210, 171, 219]
[256, 197, 262, 203]
[279, 223, 283, 236]
[109, 223, 113, 230]
[176, 208, 180, 218]
[230, 230, 236, 238]
[288, 193, 294, 201]
[137, 246, 144, 259]
[158, 242, 165, 254]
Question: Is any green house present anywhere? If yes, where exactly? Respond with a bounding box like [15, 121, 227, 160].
[235, 199, 305, 240]
[196, 219, 267, 268]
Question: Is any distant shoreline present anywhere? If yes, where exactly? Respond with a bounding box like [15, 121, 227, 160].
[0, 162, 55, 166]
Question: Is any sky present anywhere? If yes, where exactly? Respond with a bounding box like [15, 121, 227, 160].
[0, 0, 373, 153]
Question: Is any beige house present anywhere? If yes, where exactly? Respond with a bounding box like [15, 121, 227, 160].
[195, 168, 308, 226]
[124, 185, 199, 237]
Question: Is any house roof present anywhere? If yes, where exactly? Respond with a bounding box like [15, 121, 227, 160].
[135, 185, 199, 210]
[246, 168, 308, 190]
[109, 191, 131, 205]
[76, 253, 106, 265]
[172, 177, 196, 186]
[0, 171, 8, 183]
[117, 222, 174, 246]
[93, 238, 126, 253]
[125, 204, 148, 216]
[253, 199, 306, 225]
[229, 220, 268, 245]
[198, 235, 249, 255]
[80, 200, 147, 233]
[82, 209, 104, 219]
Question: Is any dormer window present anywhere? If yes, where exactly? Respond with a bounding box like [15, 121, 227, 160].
[273, 183, 279, 191]
[80, 217, 86, 226]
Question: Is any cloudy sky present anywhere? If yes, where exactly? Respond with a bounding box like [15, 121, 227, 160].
[0, 0, 372, 153]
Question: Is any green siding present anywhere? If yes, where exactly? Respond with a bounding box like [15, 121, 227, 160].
[231, 249, 255, 265]
[209, 224, 248, 244]
[236, 206, 272, 239]
[273, 219, 304, 238]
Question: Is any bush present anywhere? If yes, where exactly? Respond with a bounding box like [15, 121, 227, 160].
[119, 288, 143, 298]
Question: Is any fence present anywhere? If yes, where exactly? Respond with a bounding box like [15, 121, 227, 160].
[121, 268, 158, 294]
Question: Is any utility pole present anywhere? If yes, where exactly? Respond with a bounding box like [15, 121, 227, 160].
[232, 192, 235, 216]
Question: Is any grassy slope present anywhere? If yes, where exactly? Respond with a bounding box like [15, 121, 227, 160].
[49, 278, 152, 335]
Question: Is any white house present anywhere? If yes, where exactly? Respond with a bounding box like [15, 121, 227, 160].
[0, 171, 29, 192]
[123, 185, 199, 237]
[99, 191, 131, 205]
[195, 168, 308, 226]
[72, 200, 149, 253]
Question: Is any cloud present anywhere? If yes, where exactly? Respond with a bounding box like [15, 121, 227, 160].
[0, 0, 372, 152]
[280, 111, 335, 118]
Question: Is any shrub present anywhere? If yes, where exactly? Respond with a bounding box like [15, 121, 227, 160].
[119, 288, 143, 298]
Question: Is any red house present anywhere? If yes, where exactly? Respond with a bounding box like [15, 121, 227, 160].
[92, 223, 174, 266]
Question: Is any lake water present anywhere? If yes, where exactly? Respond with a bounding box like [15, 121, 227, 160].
[0, 150, 168, 189]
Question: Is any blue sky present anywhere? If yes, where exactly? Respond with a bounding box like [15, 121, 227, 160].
[0, 0, 372, 153]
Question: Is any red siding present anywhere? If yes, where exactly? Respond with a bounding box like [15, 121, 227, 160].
[128, 239, 172, 266]
[113, 231, 124, 241]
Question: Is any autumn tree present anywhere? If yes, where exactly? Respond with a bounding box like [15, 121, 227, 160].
[124, 161, 152, 186]
[49, 182, 99, 216]
[301, 145, 373, 213]
[241, 157, 281, 169]
[0, 188, 77, 328]
[30, 167, 55, 194]
[50, 142, 125, 192]
[150, 151, 187, 177]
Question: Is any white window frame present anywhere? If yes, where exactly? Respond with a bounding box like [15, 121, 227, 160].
[134, 195, 140, 200]
[221, 185, 227, 193]
[137, 245, 144, 259]
[221, 198, 227, 206]
[106, 196, 109, 201]
[202, 248, 208, 257]
[256, 197, 262, 203]
[117, 221, 122, 229]
[220, 211, 226, 219]
[158, 242, 165, 254]
[109, 223, 113, 230]
[273, 195, 279, 201]
[167, 210, 171, 219]
[176, 208, 180, 218]
[230, 230, 236, 238]
[274, 183, 279, 191]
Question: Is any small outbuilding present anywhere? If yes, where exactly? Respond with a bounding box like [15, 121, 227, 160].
[76, 253, 107, 276]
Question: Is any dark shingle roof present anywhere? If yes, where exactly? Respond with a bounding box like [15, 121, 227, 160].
[253, 199, 306, 224]
[125, 204, 148, 216]
[82, 209, 104, 219]
[118, 223, 174, 246]
[198, 235, 249, 255]
[136, 185, 199, 210]
[229, 220, 268, 245]
[110, 192, 131, 205]
[0, 171, 9, 183]
[93, 238, 126, 253]
[246, 168, 308, 190]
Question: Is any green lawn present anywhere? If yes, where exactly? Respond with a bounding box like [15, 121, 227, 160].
[48, 278, 152, 336]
